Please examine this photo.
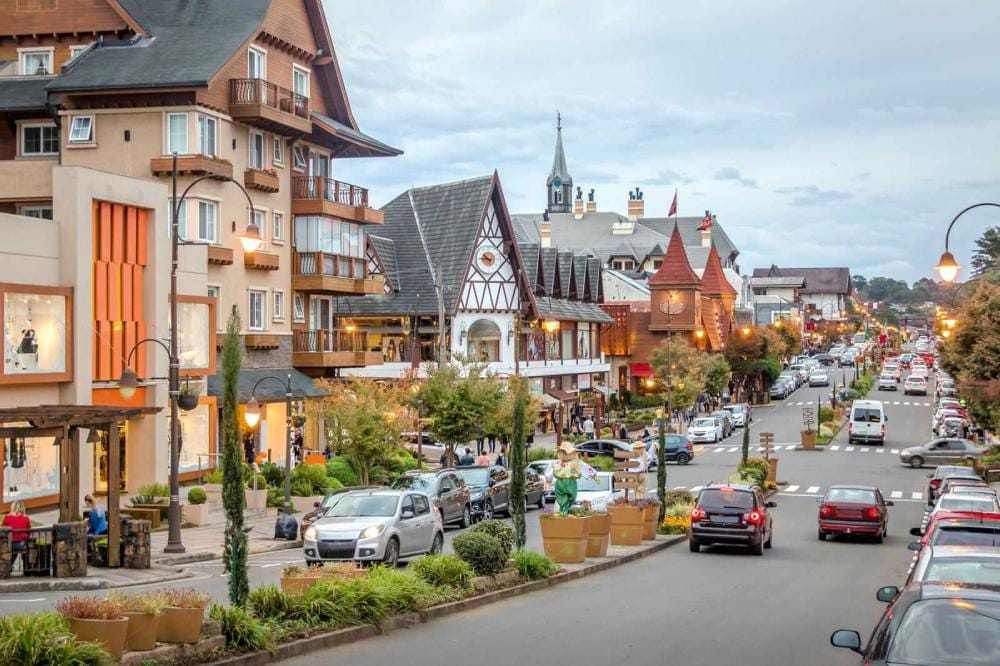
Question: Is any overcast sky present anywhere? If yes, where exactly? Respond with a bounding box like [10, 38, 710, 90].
[324, 0, 1000, 283]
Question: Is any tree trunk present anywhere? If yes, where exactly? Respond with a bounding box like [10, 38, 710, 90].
[509, 378, 528, 549]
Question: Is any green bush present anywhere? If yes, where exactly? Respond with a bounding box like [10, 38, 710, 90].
[187, 487, 207, 505]
[590, 455, 616, 472]
[736, 456, 769, 487]
[410, 554, 472, 587]
[470, 519, 514, 558]
[266, 487, 285, 509]
[209, 604, 271, 650]
[247, 585, 293, 621]
[514, 549, 559, 579]
[326, 458, 360, 487]
[259, 462, 284, 488]
[289, 580, 360, 626]
[819, 406, 834, 423]
[526, 448, 556, 462]
[0, 612, 111, 665]
[365, 565, 442, 613]
[204, 469, 224, 484]
[386, 450, 419, 475]
[844, 388, 861, 401]
[664, 489, 694, 506]
[138, 482, 169, 497]
[453, 531, 508, 576]
[291, 464, 330, 496]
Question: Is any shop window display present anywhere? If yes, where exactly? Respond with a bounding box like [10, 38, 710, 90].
[178, 402, 210, 473]
[3, 291, 67, 376]
[173, 301, 211, 371]
[3, 435, 59, 502]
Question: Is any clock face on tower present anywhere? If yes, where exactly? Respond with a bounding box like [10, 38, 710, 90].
[476, 244, 500, 274]
[553, 178, 562, 188]
[659, 299, 687, 315]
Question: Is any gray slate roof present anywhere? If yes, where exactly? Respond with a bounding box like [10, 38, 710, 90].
[311, 112, 402, 156]
[207, 366, 327, 403]
[546, 125, 571, 186]
[537, 298, 612, 324]
[0, 76, 54, 110]
[368, 235, 399, 290]
[47, 0, 270, 93]
[749, 276, 806, 288]
[750, 267, 851, 295]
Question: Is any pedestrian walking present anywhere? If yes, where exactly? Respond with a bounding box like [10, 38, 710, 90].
[487, 432, 497, 453]
[459, 447, 475, 466]
[84, 494, 108, 538]
[582, 415, 595, 437]
[476, 428, 485, 456]
[496, 444, 507, 467]
[618, 422, 628, 440]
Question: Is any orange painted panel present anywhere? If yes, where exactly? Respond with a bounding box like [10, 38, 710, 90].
[107, 262, 121, 322]
[92, 200, 100, 262]
[136, 208, 148, 266]
[99, 202, 112, 263]
[111, 322, 123, 381]
[124, 321, 136, 375]
[132, 263, 143, 323]
[125, 206, 138, 265]
[96, 320, 110, 381]
[111, 204, 124, 264]
[121, 263, 133, 322]
[94, 260, 108, 322]
[93, 387, 146, 408]
[136, 321, 147, 378]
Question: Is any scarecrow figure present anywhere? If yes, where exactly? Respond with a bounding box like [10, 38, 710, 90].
[551, 443, 596, 515]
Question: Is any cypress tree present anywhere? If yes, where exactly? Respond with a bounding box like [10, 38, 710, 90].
[221, 306, 249, 606]
[509, 377, 527, 549]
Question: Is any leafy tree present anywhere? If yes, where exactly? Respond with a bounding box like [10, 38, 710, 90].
[649, 337, 708, 410]
[703, 355, 732, 398]
[940, 281, 1000, 431]
[770, 322, 801, 358]
[485, 378, 542, 442]
[311, 378, 407, 485]
[508, 377, 528, 549]
[972, 227, 1000, 276]
[221, 306, 248, 606]
[851, 275, 868, 294]
[419, 361, 503, 465]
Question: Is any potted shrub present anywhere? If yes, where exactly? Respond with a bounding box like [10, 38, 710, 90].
[244, 472, 268, 510]
[108, 591, 166, 652]
[640, 499, 661, 540]
[55, 596, 129, 659]
[158, 588, 210, 644]
[202, 469, 223, 504]
[608, 497, 644, 546]
[279, 564, 322, 595]
[800, 408, 817, 449]
[185, 487, 210, 526]
[538, 507, 589, 563]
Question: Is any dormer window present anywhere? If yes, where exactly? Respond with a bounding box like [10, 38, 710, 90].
[18, 48, 53, 75]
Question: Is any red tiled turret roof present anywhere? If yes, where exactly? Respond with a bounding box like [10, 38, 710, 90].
[700, 244, 737, 296]
[648, 224, 700, 286]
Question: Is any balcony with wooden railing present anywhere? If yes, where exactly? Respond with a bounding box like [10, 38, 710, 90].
[229, 78, 312, 136]
[292, 250, 384, 295]
[292, 329, 381, 369]
[291, 176, 383, 225]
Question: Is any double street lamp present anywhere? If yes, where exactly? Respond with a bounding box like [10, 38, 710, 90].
[118, 153, 261, 554]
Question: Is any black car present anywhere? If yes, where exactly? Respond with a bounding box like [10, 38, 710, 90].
[689, 484, 775, 556]
[831, 582, 1000, 664]
[391, 470, 472, 527]
[641, 434, 695, 467]
[812, 353, 835, 366]
[452, 465, 546, 520]
[925, 465, 982, 507]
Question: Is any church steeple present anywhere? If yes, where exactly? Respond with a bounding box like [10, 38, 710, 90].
[546, 112, 573, 213]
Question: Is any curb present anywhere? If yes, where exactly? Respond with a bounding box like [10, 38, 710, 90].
[0, 566, 190, 592]
[206, 535, 685, 665]
[153, 539, 301, 566]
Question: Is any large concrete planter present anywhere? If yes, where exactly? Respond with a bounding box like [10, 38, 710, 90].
[157, 606, 204, 644]
[586, 512, 611, 557]
[642, 503, 659, 540]
[539, 515, 589, 563]
[184, 503, 210, 526]
[245, 488, 268, 510]
[608, 505, 644, 546]
[68, 617, 129, 659]
[202, 483, 222, 504]
[292, 495, 322, 513]
[123, 611, 159, 652]
[800, 430, 817, 449]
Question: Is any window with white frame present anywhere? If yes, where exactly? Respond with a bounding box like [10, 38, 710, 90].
[19, 205, 52, 220]
[20, 123, 59, 156]
[293, 293, 304, 322]
[292, 65, 310, 99]
[69, 44, 91, 59]
[197, 200, 218, 243]
[272, 212, 284, 242]
[167, 113, 188, 154]
[167, 199, 188, 239]
[249, 132, 264, 170]
[247, 46, 266, 79]
[272, 137, 284, 165]
[19, 48, 52, 75]
[273, 290, 285, 321]
[248, 290, 266, 331]
[252, 210, 266, 247]
[197, 114, 217, 156]
[292, 144, 306, 170]
[207, 285, 222, 331]
[68, 116, 93, 143]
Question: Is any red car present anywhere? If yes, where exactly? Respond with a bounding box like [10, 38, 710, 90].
[909, 511, 1000, 550]
[817, 485, 893, 543]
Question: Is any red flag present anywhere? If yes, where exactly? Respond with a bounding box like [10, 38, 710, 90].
[668, 190, 677, 217]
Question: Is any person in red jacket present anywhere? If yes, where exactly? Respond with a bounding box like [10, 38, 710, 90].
[2, 501, 31, 567]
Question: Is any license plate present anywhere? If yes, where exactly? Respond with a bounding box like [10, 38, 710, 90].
[839, 511, 862, 520]
[711, 515, 739, 525]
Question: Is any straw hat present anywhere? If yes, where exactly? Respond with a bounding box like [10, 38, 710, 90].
[556, 442, 577, 455]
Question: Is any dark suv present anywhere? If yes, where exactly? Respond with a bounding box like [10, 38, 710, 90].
[453, 465, 546, 520]
[391, 470, 471, 528]
[689, 483, 776, 556]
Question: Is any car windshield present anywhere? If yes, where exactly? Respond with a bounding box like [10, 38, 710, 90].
[454, 469, 489, 486]
[881, 374, 894, 380]
[826, 488, 877, 503]
[698, 488, 754, 510]
[391, 475, 434, 491]
[528, 462, 550, 474]
[853, 408, 882, 423]
[577, 475, 611, 492]
[932, 528, 1000, 547]
[887, 598, 1000, 664]
[691, 419, 716, 428]
[724, 405, 745, 414]
[321, 493, 347, 511]
[326, 494, 399, 518]
[923, 558, 1000, 585]
[938, 497, 997, 512]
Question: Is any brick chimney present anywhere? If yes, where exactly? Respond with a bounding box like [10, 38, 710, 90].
[573, 193, 584, 219]
[585, 188, 597, 213]
[541, 221, 552, 248]
[627, 187, 644, 220]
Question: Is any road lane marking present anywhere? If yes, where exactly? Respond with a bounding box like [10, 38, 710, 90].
[911, 492, 923, 500]
[891, 449, 900, 454]
[727, 447, 738, 452]
[786, 402, 793, 406]
[713, 447, 726, 454]
[784, 485, 800, 493]
[845, 446, 855, 451]
[806, 486, 820, 494]
[0, 597, 45, 603]
[876, 448, 885, 453]
[830, 445, 840, 450]
[672, 486, 686, 490]
[859, 448, 869, 453]
[890, 491, 903, 499]
[796, 402, 804, 405]
[780, 492, 924, 503]
[903, 401, 910, 406]
[892, 401, 900, 405]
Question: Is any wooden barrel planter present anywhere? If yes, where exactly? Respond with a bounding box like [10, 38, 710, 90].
[642, 503, 659, 540]
[800, 430, 817, 449]
[586, 512, 611, 557]
[157, 607, 204, 644]
[123, 611, 159, 652]
[608, 505, 644, 546]
[69, 617, 129, 659]
[540, 515, 589, 563]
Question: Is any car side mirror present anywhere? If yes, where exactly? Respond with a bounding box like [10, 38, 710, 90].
[907, 541, 922, 551]
[313, 501, 321, 508]
[401, 508, 415, 520]
[876, 586, 899, 603]
[438, 488, 447, 497]
[765, 501, 777, 508]
[926, 473, 933, 478]
[830, 630, 862, 654]
[885, 500, 894, 507]
[816, 497, 823, 503]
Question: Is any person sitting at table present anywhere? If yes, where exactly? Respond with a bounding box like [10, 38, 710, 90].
[84, 494, 108, 537]
[2, 501, 31, 568]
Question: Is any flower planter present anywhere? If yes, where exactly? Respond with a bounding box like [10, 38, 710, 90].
[766, 458, 778, 483]
[245, 488, 268, 510]
[68, 617, 129, 659]
[280, 575, 323, 595]
[586, 512, 611, 557]
[539, 515, 589, 563]
[202, 483, 222, 504]
[800, 430, 817, 449]
[123, 611, 159, 652]
[157, 606, 204, 644]
[292, 495, 322, 513]
[608, 505, 644, 546]
[178, 393, 199, 411]
[184, 503, 210, 526]
[642, 503, 659, 540]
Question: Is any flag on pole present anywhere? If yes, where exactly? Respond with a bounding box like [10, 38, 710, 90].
[668, 189, 678, 217]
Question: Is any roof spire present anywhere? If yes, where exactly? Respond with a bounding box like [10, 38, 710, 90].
[546, 111, 573, 213]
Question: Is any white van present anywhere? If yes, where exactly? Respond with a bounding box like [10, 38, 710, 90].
[848, 400, 887, 445]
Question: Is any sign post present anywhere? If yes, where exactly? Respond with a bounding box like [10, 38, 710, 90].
[759, 431, 777, 483]
[613, 445, 645, 500]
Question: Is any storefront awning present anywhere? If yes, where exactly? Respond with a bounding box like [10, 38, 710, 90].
[594, 385, 617, 397]
[207, 367, 327, 404]
[539, 394, 561, 408]
[629, 363, 654, 377]
[546, 388, 577, 403]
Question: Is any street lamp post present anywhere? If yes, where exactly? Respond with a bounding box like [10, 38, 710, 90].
[244, 373, 297, 537]
[118, 154, 261, 554]
[935, 202, 1000, 283]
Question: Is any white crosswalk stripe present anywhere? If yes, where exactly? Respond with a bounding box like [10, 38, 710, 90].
[796, 402, 804, 405]
[672, 486, 686, 490]
[876, 448, 885, 453]
[786, 402, 794, 406]
[859, 447, 869, 453]
[923, 402, 931, 407]
[727, 447, 739, 452]
[891, 449, 900, 454]
[776, 486, 926, 502]
[890, 491, 903, 499]
[903, 402, 910, 406]
[784, 485, 800, 493]
[806, 486, 820, 494]
[829, 445, 840, 450]
[713, 447, 726, 453]
[911, 492, 923, 500]
[845, 446, 855, 451]
[892, 401, 900, 405]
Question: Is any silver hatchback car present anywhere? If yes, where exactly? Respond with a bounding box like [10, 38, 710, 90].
[303, 489, 444, 567]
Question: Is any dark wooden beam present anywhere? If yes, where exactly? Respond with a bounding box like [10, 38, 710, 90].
[107, 422, 121, 567]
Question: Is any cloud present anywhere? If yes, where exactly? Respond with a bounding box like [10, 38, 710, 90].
[638, 169, 694, 186]
[714, 167, 757, 188]
[774, 185, 853, 207]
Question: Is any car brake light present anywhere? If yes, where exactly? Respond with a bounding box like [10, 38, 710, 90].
[745, 511, 763, 525]
[820, 504, 833, 517]
[866, 507, 880, 520]
[930, 480, 941, 487]
[690, 507, 706, 522]
[685, 442, 693, 450]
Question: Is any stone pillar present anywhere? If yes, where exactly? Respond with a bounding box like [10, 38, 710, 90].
[122, 519, 151, 569]
[0, 528, 11, 579]
[52, 521, 87, 578]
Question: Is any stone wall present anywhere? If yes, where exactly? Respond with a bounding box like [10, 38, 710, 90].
[0, 528, 11, 578]
[123, 519, 151, 569]
[52, 521, 87, 578]
[240, 334, 292, 369]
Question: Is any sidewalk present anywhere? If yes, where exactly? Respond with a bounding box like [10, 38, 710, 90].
[152, 511, 301, 565]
